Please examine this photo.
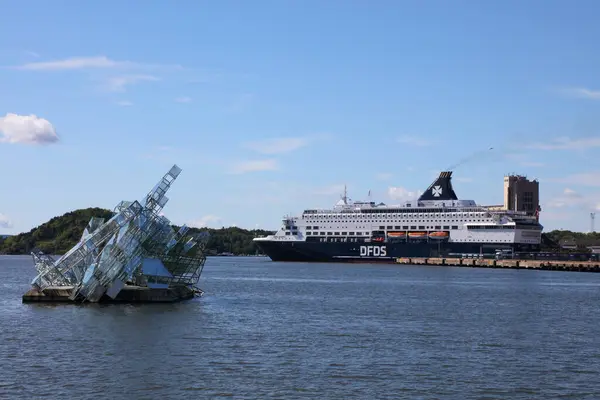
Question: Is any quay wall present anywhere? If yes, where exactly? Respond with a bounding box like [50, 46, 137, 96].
[395, 257, 600, 272]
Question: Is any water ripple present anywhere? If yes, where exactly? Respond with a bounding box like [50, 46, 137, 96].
[2, 256, 600, 399]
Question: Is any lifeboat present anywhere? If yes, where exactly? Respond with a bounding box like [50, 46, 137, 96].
[387, 231, 406, 237]
[407, 232, 427, 238]
[429, 231, 449, 239]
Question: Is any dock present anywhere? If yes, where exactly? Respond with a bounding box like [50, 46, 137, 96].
[395, 257, 600, 273]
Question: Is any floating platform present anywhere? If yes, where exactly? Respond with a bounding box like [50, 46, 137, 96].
[395, 257, 600, 273]
[22, 285, 201, 304]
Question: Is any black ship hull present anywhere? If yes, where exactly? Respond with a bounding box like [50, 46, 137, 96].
[254, 240, 539, 263]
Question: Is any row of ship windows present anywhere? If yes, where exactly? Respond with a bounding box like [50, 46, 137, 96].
[305, 225, 459, 230]
[303, 213, 491, 220]
[298, 219, 493, 225]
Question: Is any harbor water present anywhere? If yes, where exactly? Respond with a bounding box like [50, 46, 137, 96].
[1, 255, 600, 399]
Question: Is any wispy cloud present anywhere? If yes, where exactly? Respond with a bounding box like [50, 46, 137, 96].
[504, 153, 546, 167]
[0, 113, 59, 145]
[229, 159, 278, 174]
[175, 96, 192, 103]
[545, 187, 594, 210]
[397, 135, 433, 146]
[388, 186, 422, 201]
[227, 93, 254, 113]
[24, 50, 40, 58]
[525, 136, 600, 150]
[188, 215, 222, 228]
[0, 213, 12, 229]
[244, 137, 309, 155]
[12, 55, 183, 72]
[16, 56, 131, 71]
[553, 172, 600, 187]
[313, 184, 347, 196]
[116, 100, 133, 107]
[244, 133, 332, 155]
[104, 74, 159, 92]
[375, 172, 393, 181]
[556, 86, 600, 100]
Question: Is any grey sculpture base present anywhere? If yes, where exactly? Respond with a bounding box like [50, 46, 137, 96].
[22, 285, 197, 304]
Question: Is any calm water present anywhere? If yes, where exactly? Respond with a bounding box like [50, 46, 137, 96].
[1, 255, 600, 399]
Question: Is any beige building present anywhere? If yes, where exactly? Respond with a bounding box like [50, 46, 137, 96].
[503, 175, 540, 215]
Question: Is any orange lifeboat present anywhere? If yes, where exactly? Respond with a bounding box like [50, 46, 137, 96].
[407, 232, 427, 238]
[429, 231, 449, 239]
[387, 231, 406, 237]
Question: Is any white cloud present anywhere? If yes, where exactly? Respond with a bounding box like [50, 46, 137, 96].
[556, 86, 600, 100]
[526, 136, 600, 150]
[375, 172, 393, 181]
[229, 159, 278, 174]
[175, 96, 192, 103]
[545, 187, 596, 210]
[244, 137, 309, 155]
[0, 213, 12, 229]
[116, 100, 133, 107]
[397, 135, 433, 146]
[0, 113, 59, 145]
[388, 186, 422, 201]
[564, 188, 582, 198]
[16, 56, 132, 71]
[105, 74, 159, 92]
[188, 215, 222, 228]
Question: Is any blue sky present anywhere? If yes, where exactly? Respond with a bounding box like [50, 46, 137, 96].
[1, 0, 600, 234]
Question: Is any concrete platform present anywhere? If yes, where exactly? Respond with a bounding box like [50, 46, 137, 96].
[22, 285, 198, 304]
[395, 257, 600, 273]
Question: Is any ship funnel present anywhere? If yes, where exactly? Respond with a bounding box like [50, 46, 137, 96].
[418, 171, 458, 201]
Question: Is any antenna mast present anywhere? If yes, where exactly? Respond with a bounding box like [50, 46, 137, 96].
[591, 212, 596, 233]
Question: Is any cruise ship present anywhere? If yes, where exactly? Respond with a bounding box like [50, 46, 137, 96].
[253, 171, 543, 262]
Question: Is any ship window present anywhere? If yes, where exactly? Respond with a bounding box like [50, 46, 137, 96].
[320, 232, 325, 235]
[410, 226, 416, 229]
[341, 232, 347, 235]
[451, 226, 458, 229]
[443, 226, 449, 229]
[379, 226, 385, 229]
[306, 226, 311, 230]
[394, 226, 401, 229]
[403, 226, 408, 229]
[435, 226, 441, 229]
[334, 232, 340, 236]
[387, 226, 392, 229]
[285, 232, 290, 235]
[418, 226, 425, 229]
[349, 232, 355, 235]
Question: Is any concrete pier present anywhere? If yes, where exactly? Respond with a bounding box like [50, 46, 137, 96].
[395, 257, 600, 273]
[22, 285, 198, 304]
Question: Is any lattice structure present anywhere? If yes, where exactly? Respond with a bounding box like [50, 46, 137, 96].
[29, 165, 208, 303]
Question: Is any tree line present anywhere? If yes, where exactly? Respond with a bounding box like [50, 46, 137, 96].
[0, 208, 273, 256]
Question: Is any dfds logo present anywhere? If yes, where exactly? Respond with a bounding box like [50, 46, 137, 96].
[359, 245, 387, 257]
